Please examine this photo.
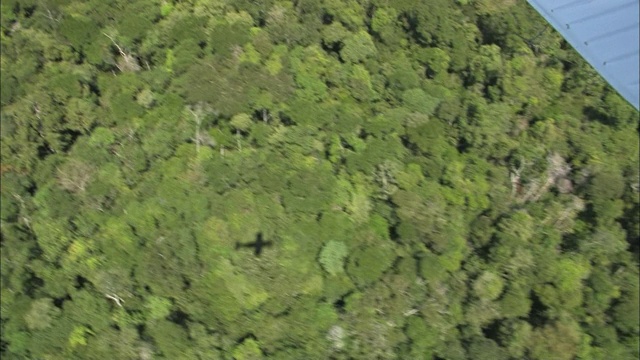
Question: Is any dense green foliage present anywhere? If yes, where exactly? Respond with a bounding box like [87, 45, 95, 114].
[1, 0, 638, 359]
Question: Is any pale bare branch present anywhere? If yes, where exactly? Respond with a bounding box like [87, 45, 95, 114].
[102, 33, 141, 72]
[105, 293, 124, 307]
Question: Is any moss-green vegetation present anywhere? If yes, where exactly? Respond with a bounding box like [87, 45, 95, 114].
[1, 0, 638, 359]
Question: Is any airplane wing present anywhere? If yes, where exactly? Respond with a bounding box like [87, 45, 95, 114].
[526, 0, 639, 109]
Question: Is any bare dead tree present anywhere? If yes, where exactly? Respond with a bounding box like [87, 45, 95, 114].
[189, 107, 202, 155]
[186, 103, 215, 155]
[267, 5, 286, 24]
[12, 194, 32, 230]
[138, 343, 154, 360]
[509, 158, 527, 199]
[102, 33, 141, 72]
[327, 325, 346, 350]
[403, 309, 419, 317]
[56, 160, 94, 193]
[40, 7, 62, 24]
[512, 153, 572, 203]
[528, 153, 571, 202]
[547, 152, 572, 180]
[105, 293, 124, 307]
[374, 161, 399, 200]
[30, 102, 56, 154]
[548, 196, 585, 232]
[231, 45, 244, 62]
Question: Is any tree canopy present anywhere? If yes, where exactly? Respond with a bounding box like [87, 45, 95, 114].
[1, 0, 638, 359]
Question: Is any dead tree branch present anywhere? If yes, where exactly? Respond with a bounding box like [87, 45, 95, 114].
[105, 293, 124, 307]
[102, 33, 141, 72]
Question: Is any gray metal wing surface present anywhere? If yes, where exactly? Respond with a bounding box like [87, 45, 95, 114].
[526, 0, 639, 109]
